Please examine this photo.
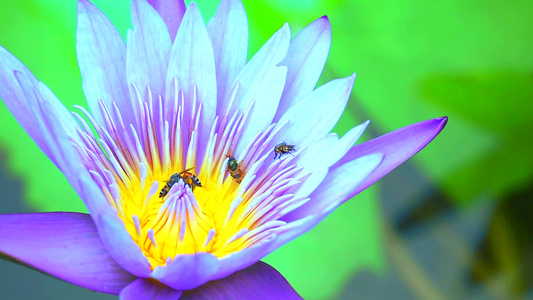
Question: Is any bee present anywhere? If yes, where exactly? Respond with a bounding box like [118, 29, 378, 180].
[226, 156, 243, 183]
[273, 142, 296, 159]
[159, 167, 202, 198]
[159, 172, 183, 198]
[180, 167, 202, 191]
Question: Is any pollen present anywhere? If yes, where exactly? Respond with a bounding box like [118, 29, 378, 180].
[71, 83, 310, 269]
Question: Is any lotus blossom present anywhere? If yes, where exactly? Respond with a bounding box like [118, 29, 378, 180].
[0, 0, 447, 298]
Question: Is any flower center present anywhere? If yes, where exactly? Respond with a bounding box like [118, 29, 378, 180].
[71, 84, 309, 268]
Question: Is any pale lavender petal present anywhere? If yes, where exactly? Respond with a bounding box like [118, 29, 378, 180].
[166, 2, 217, 168]
[207, 0, 248, 112]
[232, 24, 291, 158]
[11, 71, 91, 194]
[120, 278, 183, 300]
[12, 70, 110, 216]
[274, 16, 331, 121]
[12, 79, 150, 279]
[335, 117, 448, 199]
[276, 74, 355, 150]
[94, 212, 152, 278]
[282, 153, 384, 222]
[0, 46, 75, 168]
[259, 215, 322, 263]
[295, 121, 369, 173]
[148, 0, 186, 42]
[151, 253, 219, 291]
[0, 213, 135, 295]
[289, 122, 369, 199]
[214, 234, 278, 280]
[182, 262, 302, 300]
[128, 0, 172, 100]
[283, 117, 447, 221]
[77, 0, 138, 129]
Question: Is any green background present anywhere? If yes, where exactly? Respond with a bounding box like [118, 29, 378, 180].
[0, 0, 531, 299]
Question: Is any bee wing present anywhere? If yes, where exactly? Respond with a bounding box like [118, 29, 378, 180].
[180, 166, 196, 174]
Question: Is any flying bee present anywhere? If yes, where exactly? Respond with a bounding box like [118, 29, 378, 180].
[159, 167, 202, 198]
[226, 156, 243, 183]
[273, 142, 296, 159]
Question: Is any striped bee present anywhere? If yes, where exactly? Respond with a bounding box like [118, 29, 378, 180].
[273, 142, 296, 159]
[159, 167, 202, 198]
[180, 167, 202, 191]
[227, 156, 243, 183]
[159, 173, 183, 198]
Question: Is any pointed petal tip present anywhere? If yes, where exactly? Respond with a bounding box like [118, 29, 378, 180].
[188, 1, 198, 10]
[432, 116, 448, 135]
[77, 0, 93, 11]
[317, 15, 331, 28]
[281, 22, 291, 34]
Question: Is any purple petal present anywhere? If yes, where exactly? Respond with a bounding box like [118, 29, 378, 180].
[3, 42, 152, 280]
[283, 153, 383, 222]
[0, 47, 77, 169]
[283, 117, 447, 221]
[276, 74, 355, 150]
[274, 16, 331, 121]
[3, 57, 143, 277]
[10, 71, 96, 199]
[261, 215, 321, 260]
[295, 121, 369, 172]
[182, 261, 302, 300]
[207, 0, 248, 112]
[10, 69, 110, 217]
[77, 0, 138, 130]
[336, 117, 448, 199]
[282, 152, 383, 224]
[120, 278, 183, 300]
[148, 0, 186, 42]
[0, 212, 135, 295]
[215, 234, 278, 280]
[128, 0, 172, 101]
[93, 211, 152, 278]
[233, 24, 291, 158]
[166, 2, 217, 169]
[13, 79, 151, 280]
[151, 253, 219, 291]
[289, 122, 369, 199]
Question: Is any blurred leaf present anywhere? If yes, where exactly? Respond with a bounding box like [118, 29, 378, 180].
[322, 0, 533, 205]
[420, 71, 533, 202]
[338, 198, 497, 300]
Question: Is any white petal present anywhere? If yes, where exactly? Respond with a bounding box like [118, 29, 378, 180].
[207, 0, 248, 112]
[233, 24, 291, 158]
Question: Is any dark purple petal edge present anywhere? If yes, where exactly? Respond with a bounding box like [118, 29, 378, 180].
[181, 261, 302, 300]
[336, 116, 448, 200]
[120, 278, 183, 300]
[0, 212, 135, 295]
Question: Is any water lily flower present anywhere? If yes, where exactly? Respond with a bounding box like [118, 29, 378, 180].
[0, 0, 447, 298]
